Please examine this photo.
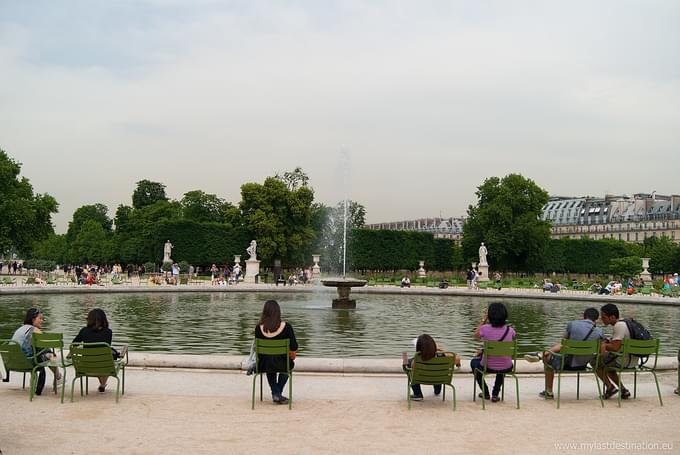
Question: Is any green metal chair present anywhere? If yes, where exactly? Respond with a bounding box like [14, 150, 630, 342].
[0, 340, 37, 397]
[473, 339, 520, 410]
[604, 338, 663, 407]
[404, 353, 457, 410]
[544, 338, 603, 409]
[251, 338, 293, 410]
[69, 342, 126, 403]
[31, 332, 72, 403]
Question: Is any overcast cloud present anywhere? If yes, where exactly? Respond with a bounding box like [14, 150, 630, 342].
[1, 0, 679, 233]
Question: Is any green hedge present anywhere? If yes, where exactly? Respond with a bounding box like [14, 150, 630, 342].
[349, 229, 461, 271]
[153, 220, 251, 267]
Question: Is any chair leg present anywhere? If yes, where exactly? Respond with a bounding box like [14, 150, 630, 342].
[633, 370, 638, 399]
[288, 373, 292, 410]
[556, 371, 561, 409]
[593, 371, 604, 408]
[451, 384, 456, 411]
[60, 367, 66, 404]
[259, 375, 263, 402]
[122, 366, 125, 395]
[576, 372, 580, 400]
[71, 376, 77, 402]
[616, 373, 622, 408]
[651, 371, 664, 406]
[22, 372, 26, 389]
[115, 376, 120, 404]
[407, 379, 411, 410]
[514, 375, 520, 409]
[251, 374, 256, 410]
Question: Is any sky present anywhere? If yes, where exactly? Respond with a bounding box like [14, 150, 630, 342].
[1, 0, 679, 234]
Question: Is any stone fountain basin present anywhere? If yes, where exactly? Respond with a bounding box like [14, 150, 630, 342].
[321, 279, 367, 288]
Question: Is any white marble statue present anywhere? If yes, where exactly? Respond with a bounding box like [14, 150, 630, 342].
[479, 242, 488, 265]
[163, 240, 173, 262]
[246, 240, 257, 260]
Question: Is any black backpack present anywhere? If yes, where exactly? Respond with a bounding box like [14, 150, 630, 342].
[623, 319, 652, 341]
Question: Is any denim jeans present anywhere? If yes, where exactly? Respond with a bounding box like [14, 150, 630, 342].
[470, 357, 511, 397]
[266, 373, 289, 397]
[411, 383, 442, 397]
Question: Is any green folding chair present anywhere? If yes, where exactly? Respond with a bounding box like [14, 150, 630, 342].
[69, 342, 126, 403]
[0, 340, 37, 398]
[544, 338, 603, 409]
[31, 332, 72, 403]
[473, 339, 520, 410]
[604, 338, 663, 407]
[251, 338, 293, 410]
[404, 353, 457, 410]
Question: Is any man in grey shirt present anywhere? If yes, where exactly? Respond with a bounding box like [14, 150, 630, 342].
[533, 307, 603, 399]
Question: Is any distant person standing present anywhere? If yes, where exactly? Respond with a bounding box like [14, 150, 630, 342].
[494, 272, 502, 290]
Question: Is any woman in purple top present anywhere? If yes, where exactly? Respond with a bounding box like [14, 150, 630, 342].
[470, 302, 516, 402]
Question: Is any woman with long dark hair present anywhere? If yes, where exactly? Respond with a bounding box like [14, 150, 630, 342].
[255, 300, 298, 405]
[72, 308, 125, 393]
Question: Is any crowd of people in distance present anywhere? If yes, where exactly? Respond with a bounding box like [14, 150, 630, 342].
[0, 261, 23, 275]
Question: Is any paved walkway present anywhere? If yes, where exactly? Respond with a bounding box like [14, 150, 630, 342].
[1, 366, 677, 454]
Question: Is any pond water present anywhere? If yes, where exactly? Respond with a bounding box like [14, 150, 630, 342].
[1, 292, 678, 358]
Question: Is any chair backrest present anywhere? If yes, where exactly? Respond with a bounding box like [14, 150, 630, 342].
[0, 340, 35, 371]
[32, 332, 65, 357]
[559, 338, 600, 356]
[69, 342, 116, 377]
[255, 338, 290, 373]
[483, 340, 518, 372]
[411, 353, 455, 385]
[622, 338, 660, 368]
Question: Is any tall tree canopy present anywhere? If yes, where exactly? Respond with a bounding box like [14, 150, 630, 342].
[132, 179, 168, 209]
[180, 190, 238, 224]
[0, 149, 58, 256]
[66, 203, 112, 242]
[240, 170, 316, 265]
[462, 173, 550, 271]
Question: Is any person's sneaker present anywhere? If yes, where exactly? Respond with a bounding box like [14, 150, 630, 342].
[477, 392, 490, 400]
[621, 388, 631, 400]
[491, 396, 501, 403]
[539, 390, 554, 399]
[524, 352, 542, 363]
[272, 395, 280, 403]
[98, 385, 106, 393]
[410, 395, 424, 401]
[276, 396, 289, 405]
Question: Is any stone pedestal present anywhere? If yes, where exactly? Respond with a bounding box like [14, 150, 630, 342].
[640, 257, 652, 284]
[311, 254, 321, 281]
[244, 259, 260, 284]
[478, 262, 490, 282]
[332, 286, 356, 309]
[417, 260, 426, 279]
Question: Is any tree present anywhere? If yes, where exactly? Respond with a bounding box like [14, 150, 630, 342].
[32, 234, 68, 264]
[69, 220, 113, 264]
[275, 166, 309, 190]
[0, 149, 58, 256]
[462, 174, 550, 272]
[180, 190, 237, 224]
[132, 180, 168, 209]
[66, 203, 112, 242]
[643, 236, 678, 274]
[239, 175, 315, 265]
[609, 256, 643, 278]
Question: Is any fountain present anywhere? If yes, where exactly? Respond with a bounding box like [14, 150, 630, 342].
[321, 150, 366, 308]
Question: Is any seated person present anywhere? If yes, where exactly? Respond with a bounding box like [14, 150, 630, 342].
[527, 307, 603, 399]
[596, 303, 634, 400]
[11, 308, 62, 395]
[550, 281, 560, 293]
[598, 281, 614, 295]
[400, 277, 411, 288]
[405, 334, 460, 401]
[470, 302, 516, 402]
[542, 279, 553, 292]
[590, 281, 602, 293]
[72, 308, 127, 393]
